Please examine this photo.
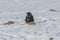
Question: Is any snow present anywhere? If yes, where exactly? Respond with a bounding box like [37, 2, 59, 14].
[0, 0, 60, 40]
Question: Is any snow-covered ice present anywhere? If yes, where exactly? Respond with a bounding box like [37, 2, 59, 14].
[0, 0, 60, 40]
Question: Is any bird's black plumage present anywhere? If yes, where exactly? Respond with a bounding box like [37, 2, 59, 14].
[25, 12, 34, 23]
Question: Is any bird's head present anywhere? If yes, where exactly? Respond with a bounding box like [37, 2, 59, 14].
[26, 12, 32, 15]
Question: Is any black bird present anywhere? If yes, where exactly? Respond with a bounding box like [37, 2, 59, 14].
[25, 12, 34, 23]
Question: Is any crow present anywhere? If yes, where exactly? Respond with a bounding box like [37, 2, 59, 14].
[25, 12, 34, 23]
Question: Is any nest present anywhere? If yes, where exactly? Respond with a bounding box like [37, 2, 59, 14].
[26, 22, 36, 25]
